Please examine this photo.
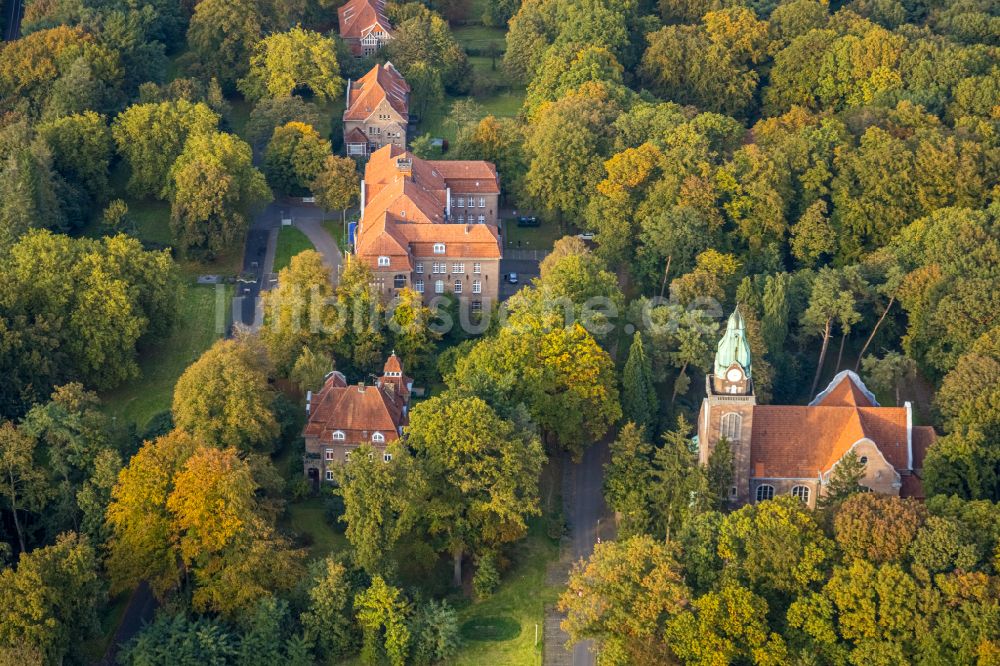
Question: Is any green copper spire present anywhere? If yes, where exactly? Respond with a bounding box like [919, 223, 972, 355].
[714, 307, 752, 379]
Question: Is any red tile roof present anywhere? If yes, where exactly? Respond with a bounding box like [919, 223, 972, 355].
[356, 146, 502, 267]
[749, 372, 935, 480]
[344, 62, 409, 121]
[303, 361, 412, 446]
[338, 0, 392, 41]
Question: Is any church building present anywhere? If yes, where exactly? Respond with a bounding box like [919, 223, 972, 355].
[697, 308, 937, 508]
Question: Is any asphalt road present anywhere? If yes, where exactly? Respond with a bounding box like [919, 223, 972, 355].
[4, 0, 23, 40]
[566, 437, 614, 666]
[499, 257, 540, 300]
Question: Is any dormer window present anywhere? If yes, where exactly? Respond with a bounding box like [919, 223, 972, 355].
[433, 243, 445, 254]
[332, 431, 345, 441]
[372, 432, 385, 443]
[378, 256, 390, 267]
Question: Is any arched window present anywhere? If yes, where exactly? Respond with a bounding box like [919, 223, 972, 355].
[791, 485, 810, 503]
[378, 256, 390, 267]
[720, 413, 742, 442]
[372, 432, 385, 443]
[433, 243, 445, 254]
[332, 431, 345, 441]
[755, 484, 774, 502]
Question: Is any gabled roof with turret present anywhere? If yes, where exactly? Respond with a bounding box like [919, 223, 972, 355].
[714, 307, 752, 379]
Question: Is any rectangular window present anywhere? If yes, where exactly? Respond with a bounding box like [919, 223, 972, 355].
[471, 300, 482, 313]
[415, 262, 423, 274]
[457, 215, 465, 224]
[435, 280, 444, 294]
[433, 243, 445, 254]
[383, 453, 393, 462]
[472, 280, 481, 294]
[478, 197, 486, 207]
[415, 280, 424, 293]
[455, 197, 465, 208]
[325, 470, 334, 481]
[325, 450, 334, 461]
[378, 256, 390, 267]
[473, 262, 481, 274]
[433, 262, 446, 274]
[478, 215, 485, 224]
[452, 263, 464, 274]
[454, 281, 463, 294]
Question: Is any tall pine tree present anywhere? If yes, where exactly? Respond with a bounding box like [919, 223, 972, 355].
[621, 332, 658, 436]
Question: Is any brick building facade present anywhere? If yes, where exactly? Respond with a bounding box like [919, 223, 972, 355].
[354, 145, 502, 312]
[697, 308, 937, 508]
[343, 62, 409, 157]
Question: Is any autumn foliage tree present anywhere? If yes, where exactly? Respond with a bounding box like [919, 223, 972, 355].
[167, 131, 271, 257]
[172, 338, 279, 453]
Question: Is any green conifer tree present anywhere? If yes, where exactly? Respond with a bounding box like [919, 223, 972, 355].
[621, 332, 658, 436]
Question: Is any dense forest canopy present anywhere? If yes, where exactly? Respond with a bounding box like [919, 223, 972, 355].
[0, 0, 998, 662]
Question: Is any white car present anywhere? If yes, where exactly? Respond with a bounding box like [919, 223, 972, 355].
[577, 232, 595, 241]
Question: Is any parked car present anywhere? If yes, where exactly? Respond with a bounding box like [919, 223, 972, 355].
[577, 232, 596, 241]
[517, 216, 539, 227]
[505, 272, 519, 284]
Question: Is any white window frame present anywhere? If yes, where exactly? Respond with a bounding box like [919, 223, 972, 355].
[720, 413, 742, 442]
[325, 470, 334, 481]
[478, 196, 485, 207]
[433, 243, 445, 254]
[372, 432, 385, 443]
[383, 453, 393, 462]
[471, 300, 482, 313]
[325, 449, 334, 461]
[415, 261, 423, 274]
[378, 256, 390, 267]
[477, 215, 485, 224]
[452, 263, 464, 274]
[472, 280, 481, 294]
[332, 431, 345, 441]
[435, 280, 444, 294]
[454, 281, 463, 294]
[457, 215, 465, 224]
[756, 484, 774, 502]
[456, 197, 465, 208]
[791, 485, 810, 503]
[473, 262, 481, 274]
[415, 279, 424, 293]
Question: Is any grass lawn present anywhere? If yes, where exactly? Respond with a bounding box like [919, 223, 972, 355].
[504, 219, 565, 251]
[469, 56, 507, 85]
[322, 218, 350, 252]
[101, 282, 230, 430]
[284, 496, 350, 560]
[273, 225, 315, 272]
[418, 89, 525, 142]
[449, 521, 562, 666]
[453, 24, 506, 51]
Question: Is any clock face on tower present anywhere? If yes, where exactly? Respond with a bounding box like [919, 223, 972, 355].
[726, 367, 743, 383]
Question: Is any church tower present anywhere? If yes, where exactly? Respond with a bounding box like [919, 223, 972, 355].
[697, 307, 756, 505]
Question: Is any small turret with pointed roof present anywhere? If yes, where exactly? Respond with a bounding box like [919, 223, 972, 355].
[715, 307, 752, 379]
[383, 351, 403, 377]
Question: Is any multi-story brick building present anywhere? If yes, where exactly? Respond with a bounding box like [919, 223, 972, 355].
[302, 354, 412, 485]
[697, 308, 937, 507]
[354, 145, 502, 313]
[343, 62, 409, 158]
[337, 0, 392, 57]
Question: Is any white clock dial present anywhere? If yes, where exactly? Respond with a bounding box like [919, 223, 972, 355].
[726, 367, 742, 382]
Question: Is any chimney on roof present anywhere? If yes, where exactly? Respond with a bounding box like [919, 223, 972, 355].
[357, 382, 365, 393]
[397, 158, 412, 177]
